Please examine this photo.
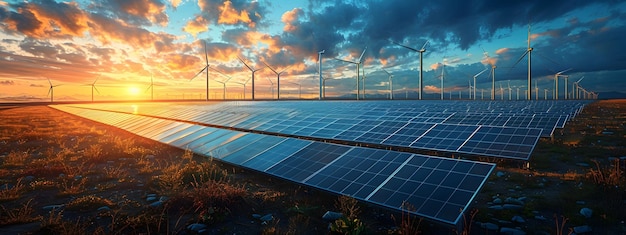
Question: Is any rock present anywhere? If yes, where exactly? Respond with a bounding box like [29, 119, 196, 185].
[500, 227, 526, 235]
[74, 175, 83, 180]
[42, 205, 64, 211]
[322, 211, 344, 221]
[493, 198, 503, 204]
[159, 196, 168, 202]
[259, 213, 273, 222]
[580, 208, 592, 218]
[517, 197, 527, 202]
[576, 201, 586, 205]
[505, 197, 524, 205]
[534, 215, 547, 221]
[576, 162, 590, 167]
[573, 225, 592, 234]
[496, 171, 506, 177]
[97, 206, 111, 211]
[511, 215, 526, 223]
[146, 155, 156, 160]
[149, 201, 162, 207]
[488, 205, 503, 210]
[252, 214, 262, 219]
[187, 223, 207, 232]
[147, 193, 157, 198]
[479, 222, 499, 231]
[502, 204, 523, 210]
[146, 196, 157, 202]
[21, 175, 36, 183]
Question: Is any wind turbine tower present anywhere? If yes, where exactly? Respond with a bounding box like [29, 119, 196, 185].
[190, 42, 210, 101]
[263, 62, 292, 100]
[473, 68, 488, 100]
[391, 39, 429, 99]
[382, 68, 394, 100]
[89, 76, 100, 102]
[554, 69, 571, 100]
[512, 25, 534, 100]
[238, 56, 265, 100]
[318, 50, 324, 100]
[46, 78, 61, 103]
[335, 47, 367, 100]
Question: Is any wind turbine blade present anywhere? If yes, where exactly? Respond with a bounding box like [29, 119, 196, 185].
[47, 77, 52, 86]
[262, 61, 277, 74]
[278, 65, 293, 74]
[389, 40, 419, 52]
[334, 57, 356, 64]
[420, 40, 429, 50]
[576, 76, 584, 83]
[254, 64, 266, 72]
[381, 68, 391, 76]
[358, 46, 368, 63]
[204, 42, 209, 65]
[94, 86, 101, 94]
[93, 76, 99, 85]
[558, 68, 573, 74]
[237, 56, 253, 71]
[190, 66, 208, 81]
[511, 50, 529, 68]
[47, 87, 52, 97]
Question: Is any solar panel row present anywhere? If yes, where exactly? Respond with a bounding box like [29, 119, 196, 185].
[64, 101, 555, 160]
[52, 105, 495, 225]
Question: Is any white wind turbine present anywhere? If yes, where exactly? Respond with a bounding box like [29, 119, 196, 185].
[211, 67, 232, 100]
[334, 46, 367, 100]
[144, 74, 154, 101]
[266, 77, 275, 99]
[390, 39, 429, 99]
[499, 82, 504, 100]
[318, 50, 324, 100]
[263, 61, 292, 100]
[534, 82, 539, 100]
[46, 78, 61, 103]
[544, 88, 549, 100]
[381, 68, 394, 100]
[87, 76, 100, 102]
[190, 42, 210, 101]
[238, 56, 265, 100]
[435, 58, 447, 100]
[507, 80, 513, 100]
[473, 67, 488, 100]
[511, 24, 534, 100]
[285, 81, 302, 99]
[553, 68, 571, 100]
[468, 80, 473, 100]
[573, 76, 584, 99]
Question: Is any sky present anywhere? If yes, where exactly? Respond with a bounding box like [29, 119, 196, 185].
[0, 0, 625, 101]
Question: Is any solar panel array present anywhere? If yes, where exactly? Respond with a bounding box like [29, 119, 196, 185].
[61, 100, 589, 160]
[52, 105, 495, 225]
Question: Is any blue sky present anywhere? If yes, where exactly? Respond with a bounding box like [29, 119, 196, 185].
[0, 0, 624, 100]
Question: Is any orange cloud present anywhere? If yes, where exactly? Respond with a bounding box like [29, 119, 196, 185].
[424, 85, 439, 93]
[281, 8, 302, 32]
[183, 16, 209, 37]
[430, 62, 442, 70]
[495, 48, 509, 54]
[4, 1, 89, 39]
[170, 0, 182, 9]
[218, 1, 254, 27]
[117, 0, 168, 26]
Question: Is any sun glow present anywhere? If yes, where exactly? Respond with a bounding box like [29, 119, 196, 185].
[128, 87, 141, 96]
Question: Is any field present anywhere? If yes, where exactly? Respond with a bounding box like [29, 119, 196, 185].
[0, 100, 625, 234]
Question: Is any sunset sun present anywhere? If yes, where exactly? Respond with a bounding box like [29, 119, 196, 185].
[127, 86, 141, 96]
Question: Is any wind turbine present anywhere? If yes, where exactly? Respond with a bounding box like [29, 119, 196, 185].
[499, 82, 504, 100]
[144, 74, 154, 101]
[473, 67, 488, 100]
[573, 76, 584, 99]
[263, 62, 292, 100]
[266, 77, 275, 99]
[190, 41, 210, 101]
[318, 50, 324, 100]
[211, 67, 232, 100]
[507, 81, 512, 100]
[87, 76, 100, 102]
[511, 24, 534, 100]
[238, 56, 265, 100]
[381, 68, 394, 100]
[468, 80, 473, 100]
[285, 81, 302, 99]
[334, 46, 367, 100]
[435, 58, 447, 100]
[390, 39, 429, 99]
[544, 88, 549, 100]
[46, 78, 61, 102]
[553, 68, 571, 100]
[534, 82, 539, 100]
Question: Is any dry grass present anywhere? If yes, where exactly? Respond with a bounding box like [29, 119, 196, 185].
[0, 199, 41, 225]
[0, 178, 26, 201]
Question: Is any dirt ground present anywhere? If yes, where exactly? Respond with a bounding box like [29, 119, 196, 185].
[0, 100, 625, 234]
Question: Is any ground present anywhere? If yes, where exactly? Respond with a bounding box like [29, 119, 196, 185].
[0, 100, 625, 234]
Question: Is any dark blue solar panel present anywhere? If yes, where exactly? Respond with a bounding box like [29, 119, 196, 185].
[266, 142, 351, 182]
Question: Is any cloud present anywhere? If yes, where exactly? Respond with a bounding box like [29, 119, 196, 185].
[183, 15, 209, 37]
[281, 8, 302, 32]
[1, 1, 89, 39]
[91, 0, 168, 27]
[218, 1, 253, 27]
[0, 80, 14, 85]
[30, 83, 45, 87]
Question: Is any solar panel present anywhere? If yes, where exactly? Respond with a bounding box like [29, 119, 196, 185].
[52, 104, 496, 226]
